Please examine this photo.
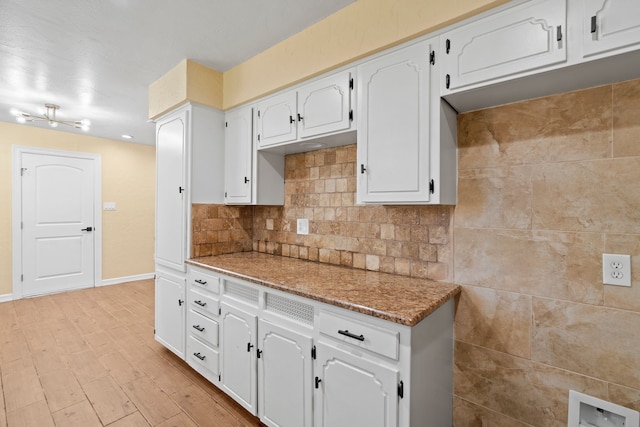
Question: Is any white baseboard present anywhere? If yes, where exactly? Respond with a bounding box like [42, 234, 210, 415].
[99, 273, 155, 287]
[0, 293, 13, 303]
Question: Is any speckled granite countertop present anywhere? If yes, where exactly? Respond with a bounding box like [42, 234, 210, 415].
[186, 252, 460, 327]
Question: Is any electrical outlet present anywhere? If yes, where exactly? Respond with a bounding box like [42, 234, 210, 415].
[297, 218, 309, 235]
[603, 254, 631, 287]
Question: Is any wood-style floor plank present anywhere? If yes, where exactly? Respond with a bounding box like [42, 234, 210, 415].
[39, 369, 86, 412]
[5, 400, 54, 427]
[0, 280, 265, 427]
[82, 375, 137, 425]
[51, 400, 102, 427]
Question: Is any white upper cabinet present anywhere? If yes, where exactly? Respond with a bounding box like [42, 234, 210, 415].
[441, 0, 567, 93]
[256, 91, 298, 148]
[581, 0, 640, 58]
[225, 107, 253, 205]
[297, 70, 352, 139]
[357, 39, 457, 205]
[256, 70, 354, 151]
[357, 41, 431, 204]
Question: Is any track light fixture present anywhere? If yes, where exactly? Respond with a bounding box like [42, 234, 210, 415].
[10, 104, 90, 131]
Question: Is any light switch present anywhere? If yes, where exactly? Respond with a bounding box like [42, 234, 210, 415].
[104, 202, 117, 211]
[297, 218, 309, 235]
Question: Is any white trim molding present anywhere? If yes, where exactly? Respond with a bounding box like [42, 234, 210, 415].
[99, 273, 155, 287]
[0, 294, 13, 303]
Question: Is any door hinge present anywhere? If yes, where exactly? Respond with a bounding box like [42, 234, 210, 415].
[445, 38, 451, 54]
[429, 179, 435, 194]
[430, 51, 435, 65]
[218, 307, 221, 315]
[349, 110, 353, 121]
[257, 134, 261, 142]
[311, 345, 316, 360]
[349, 78, 354, 90]
[21, 167, 27, 176]
[398, 381, 404, 399]
[257, 110, 261, 118]
[224, 192, 227, 198]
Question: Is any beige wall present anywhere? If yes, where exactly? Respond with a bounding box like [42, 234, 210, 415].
[0, 122, 156, 296]
[222, 0, 508, 108]
[453, 78, 640, 426]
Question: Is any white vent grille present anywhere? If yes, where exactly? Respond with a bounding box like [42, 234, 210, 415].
[225, 281, 259, 305]
[265, 293, 314, 326]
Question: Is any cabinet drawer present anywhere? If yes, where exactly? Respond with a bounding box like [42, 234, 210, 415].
[188, 287, 220, 318]
[187, 336, 220, 377]
[189, 269, 220, 294]
[318, 311, 399, 360]
[188, 310, 219, 347]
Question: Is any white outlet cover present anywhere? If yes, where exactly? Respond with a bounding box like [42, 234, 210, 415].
[297, 218, 309, 235]
[103, 202, 117, 211]
[603, 254, 631, 287]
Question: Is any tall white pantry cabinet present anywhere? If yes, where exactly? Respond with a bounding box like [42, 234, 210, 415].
[154, 102, 225, 359]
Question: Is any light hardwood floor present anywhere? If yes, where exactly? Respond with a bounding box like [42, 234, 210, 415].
[0, 279, 264, 427]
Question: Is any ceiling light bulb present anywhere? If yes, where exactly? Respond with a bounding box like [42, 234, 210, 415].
[49, 121, 58, 128]
[121, 134, 133, 139]
[16, 116, 26, 124]
[80, 119, 91, 126]
[9, 108, 21, 116]
[81, 124, 90, 132]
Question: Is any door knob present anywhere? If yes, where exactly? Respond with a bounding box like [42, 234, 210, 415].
[81, 227, 93, 232]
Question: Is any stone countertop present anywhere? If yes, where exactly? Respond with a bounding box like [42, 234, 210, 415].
[186, 252, 460, 327]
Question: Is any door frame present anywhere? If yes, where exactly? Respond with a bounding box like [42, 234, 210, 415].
[11, 145, 103, 300]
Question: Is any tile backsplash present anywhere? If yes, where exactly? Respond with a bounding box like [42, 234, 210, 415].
[192, 144, 452, 281]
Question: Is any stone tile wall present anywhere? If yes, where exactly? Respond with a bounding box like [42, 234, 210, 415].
[453, 78, 640, 426]
[191, 204, 253, 257]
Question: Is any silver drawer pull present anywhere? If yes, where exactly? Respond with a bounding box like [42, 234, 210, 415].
[338, 329, 365, 341]
[194, 300, 207, 307]
[193, 352, 206, 361]
[192, 325, 205, 332]
[195, 279, 207, 285]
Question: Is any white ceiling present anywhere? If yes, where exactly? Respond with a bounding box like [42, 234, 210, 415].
[0, 0, 355, 145]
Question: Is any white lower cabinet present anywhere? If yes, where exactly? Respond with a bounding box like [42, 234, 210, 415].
[155, 269, 186, 359]
[220, 301, 258, 414]
[186, 264, 454, 426]
[258, 318, 313, 427]
[315, 341, 399, 427]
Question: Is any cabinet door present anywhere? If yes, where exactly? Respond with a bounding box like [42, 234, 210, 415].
[442, 0, 566, 92]
[221, 302, 258, 415]
[298, 71, 352, 139]
[315, 341, 399, 427]
[225, 107, 253, 204]
[582, 0, 640, 58]
[155, 271, 185, 358]
[155, 113, 186, 271]
[256, 91, 297, 147]
[357, 41, 432, 204]
[258, 319, 313, 427]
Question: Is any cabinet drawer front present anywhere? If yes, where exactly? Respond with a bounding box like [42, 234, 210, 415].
[318, 311, 399, 360]
[187, 336, 220, 376]
[189, 269, 220, 294]
[188, 310, 219, 347]
[188, 287, 220, 318]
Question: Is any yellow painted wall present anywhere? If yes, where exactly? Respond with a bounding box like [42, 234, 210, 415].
[222, 0, 509, 108]
[149, 59, 223, 120]
[0, 122, 156, 296]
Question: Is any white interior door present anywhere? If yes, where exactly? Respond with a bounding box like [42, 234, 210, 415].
[20, 151, 97, 297]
